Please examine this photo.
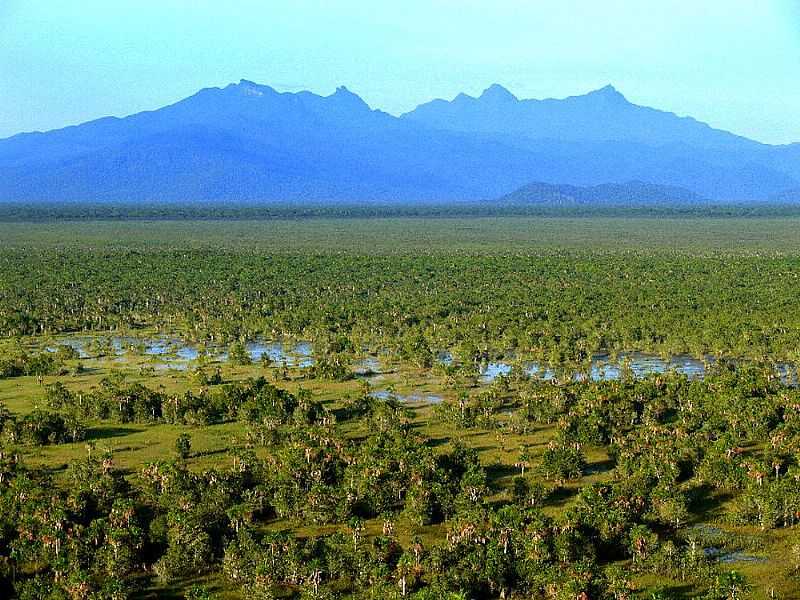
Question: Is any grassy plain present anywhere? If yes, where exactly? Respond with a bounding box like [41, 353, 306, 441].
[2, 216, 800, 254]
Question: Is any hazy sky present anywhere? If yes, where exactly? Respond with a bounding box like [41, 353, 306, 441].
[1, 1, 799, 143]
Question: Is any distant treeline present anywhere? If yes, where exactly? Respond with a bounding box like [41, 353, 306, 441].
[2, 200, 800, 221]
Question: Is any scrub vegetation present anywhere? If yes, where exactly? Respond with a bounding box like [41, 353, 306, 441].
[0, 216, 799, 599]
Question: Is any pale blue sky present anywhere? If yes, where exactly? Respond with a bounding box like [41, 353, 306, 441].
[1, 1, 799, 143]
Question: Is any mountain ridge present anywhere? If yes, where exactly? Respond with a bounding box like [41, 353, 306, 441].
[0, 80, 797, 203]
[499, 181, 705, 205]
[401, 84, 759, 150]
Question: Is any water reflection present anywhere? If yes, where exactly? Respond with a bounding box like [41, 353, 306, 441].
[244, 341, 314, 367]
[50, 336, 316, 368]
[355, 356, 382, 376]
[45, 335, 797, 386]
[481, 353, 736, 383]
[370, 390, 444, 404]
[479, 362, 513, 383]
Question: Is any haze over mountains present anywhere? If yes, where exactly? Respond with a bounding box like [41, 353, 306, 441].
[0, 80, 798, 204]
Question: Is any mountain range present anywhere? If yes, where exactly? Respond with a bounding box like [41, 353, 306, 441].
[0, 80, 798, 203]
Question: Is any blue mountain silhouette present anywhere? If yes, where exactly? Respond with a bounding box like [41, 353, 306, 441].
[0, 80, 797, 202]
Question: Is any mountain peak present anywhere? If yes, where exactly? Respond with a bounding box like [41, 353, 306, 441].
[479, 84, 517, 103]
[232, 79, 276, 97]
[330, 85, 370, 109]
[584, 84, 628, 103]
